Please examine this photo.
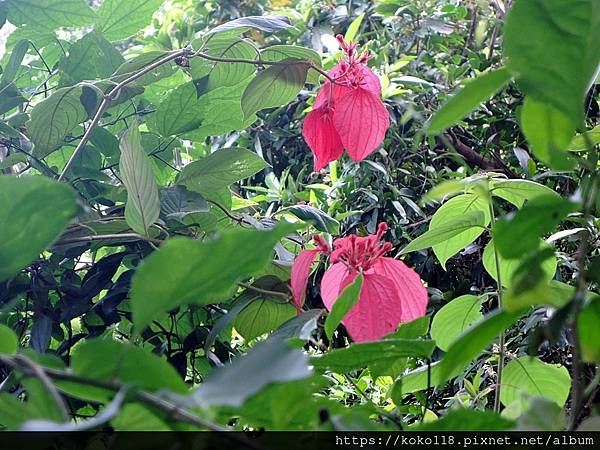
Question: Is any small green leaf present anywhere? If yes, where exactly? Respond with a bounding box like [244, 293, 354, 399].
[285, 204, 339, 234]
[28, 85, 89, 156]
[96, 0, 164, 40]
[400, 210, 487, 256]
[500, 357, 571, 408]
[520, 98, 576, 170]
[130, 223, 294, 332]
[579, 298, 600, 362]
[430, 295, 486, 351]
[177, 147, 268, 196]
[493, 195, 578, 259]
[428, 68, 512, 134]
[0, 176, 78, 281]
[241, 59, 310, 118]
[344, 12, 365, 42]
[324, 273, 363, 341]
[311, 339, 435, 373]
[235, 298, 296, 341]
[0, 39, 29, 89]
[0, 325, 18, 355]
[119, 125, 160, 236]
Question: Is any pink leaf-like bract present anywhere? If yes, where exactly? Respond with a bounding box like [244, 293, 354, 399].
[302, 107, 344, 171]
[372, 258, 428, 323]
[290, 249, 321, 311]
[333, 87, 390, 162]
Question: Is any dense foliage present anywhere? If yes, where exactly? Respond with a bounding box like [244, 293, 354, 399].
[0, 0, 599, 433]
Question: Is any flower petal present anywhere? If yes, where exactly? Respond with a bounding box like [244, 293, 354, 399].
[372, 257, 428, 322]
[302, 107, 344, 171]
[320, 262, 356, 311]
[356, 65, 381, 96]
[332, 87, 389, 162]
[291, 249, 321, 311]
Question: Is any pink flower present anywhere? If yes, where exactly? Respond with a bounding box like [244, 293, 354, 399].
[291, 223, 428, 342]
[302, 35, 390, 171]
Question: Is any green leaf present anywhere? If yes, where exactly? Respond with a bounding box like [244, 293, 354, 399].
[261, 45, 322, 84]
[500, 356, 571, 407]
[177, 147, 268, 196]
[504, 0, 600, 128]
[483, 239, 557, 287]
[5, 0, 95, 30]
[58, 31, 124, 86]
[399, 210, 486, 256]
[149, 82, 203, 136]
[285, 204, 339, 234]
[130, 223, 293, 331]
[440, 309, 524, 380]
[520, 98, 576, 170]
[0, 152, 27, 170]
[112, 403, 171, 431]
[181, 339, 311, 408]
[429, 193, 491, 268]
[344, 12, 365, 42]
[119, 125, 160, 236]
[430, 294, 486, 351]
[0, 176, 78, 281]
[241, 59, 310, 119]
[493, 195, 578, 259]
[324, 273, 363, 341]
[427, 68, 512, 134]
[96, 0, 164, 40]
[395, 360, 464, 396]
[235, 298, 296, 341]
[60, 338, 188, 402]
[28, 85, 89, 156]
[579, 298, 600, 362]
[268, 309, 324, 342]
[311, 339, 435, 373]
[0, 324, 18, 355]
[489, 179, 559, 209]
[568, 125, 600, 152]
[411, 408, 515, 431]
[0, 39, 29, 89]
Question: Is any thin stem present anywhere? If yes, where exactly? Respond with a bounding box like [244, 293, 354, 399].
[488, 193, 506, 414]
[237, 281, 291, 300]
[54, 232, 164, 246]
[57, 49, 190, 181]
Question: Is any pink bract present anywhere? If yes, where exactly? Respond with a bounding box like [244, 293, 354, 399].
[291, 223, 428, 342]
[302, 35, 390, 171]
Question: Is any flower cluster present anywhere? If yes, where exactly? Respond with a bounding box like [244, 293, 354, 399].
[291, 223, 428, 342]
[302, 35, 390, 171]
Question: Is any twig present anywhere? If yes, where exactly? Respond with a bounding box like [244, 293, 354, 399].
[237, 281, 291, 300]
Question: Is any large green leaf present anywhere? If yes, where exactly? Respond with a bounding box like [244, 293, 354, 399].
[311, 339, 435, 373]
[430, 294, 486, 351]
[0, 176, 78, 281]
[149, 82, 203, 136]
[58, 31, 124, 86]
[504, 0, 600, 128]
[429, 193, 491, 268]
[482, 239, 557, 287]
[5, 0, 95, 29]
[493, 195, 578, 259]
[285, 204, 339, 234]
[59, 338, 188, 402]
[180, 339, 311, 408]
[411, 408, 515, 431]
[177, 147, 268, 195]
[579, 298, 600, 362]
[0, 325, 18, 355]
[500, 357, 571, 408]
[324, 273, 363, 341]
[427, 68, 512, 134]
[261, 45, 322, 84]
[130, 223, 293, 331]
[95, 0, 164, 40]
[489, 179, 559, 209]
[241, 59, 310, 118]
[119, 125, 160, 236]
[520, 98, 576, 170]
[439, 309, 524, 380]
[234, 298, 296, 341]
[28, 85, 89, 156]
[400, 210, 487, 257]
